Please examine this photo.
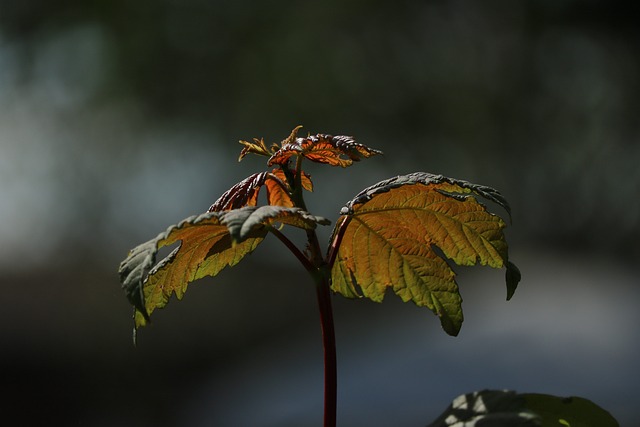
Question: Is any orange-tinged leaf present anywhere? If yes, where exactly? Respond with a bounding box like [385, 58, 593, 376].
[209, 170, 313, 211]
[119, 206, 329, 328]
[264, 178, 292, 207]
[265, 168, 314, 207]
[208, 172, 267, 211]
[329, 172, 518, 336]
[270, 168, 313, 191]
[267, 126, 382, 167]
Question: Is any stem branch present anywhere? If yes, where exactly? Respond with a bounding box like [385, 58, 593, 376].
[268, 227, 315, 274]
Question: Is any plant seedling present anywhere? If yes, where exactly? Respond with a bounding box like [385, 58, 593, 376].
[119, 126, 529, 426]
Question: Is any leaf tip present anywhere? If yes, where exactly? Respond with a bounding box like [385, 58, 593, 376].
[430, 294, 462, 336]
[505, 261, 521, 301]
[440, 315, 461, 337]
[284, 125, 303, 144]
[132, 308, 150, 346]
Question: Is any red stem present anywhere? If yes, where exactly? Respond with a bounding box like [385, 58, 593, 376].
[268, 227, 315, 274]
[282, 156, 338, 427]
[271, 226, 337, 426]
[305, 227, 338, 427]
[326, 216, 351, 268]
[315, 272, 337, 427]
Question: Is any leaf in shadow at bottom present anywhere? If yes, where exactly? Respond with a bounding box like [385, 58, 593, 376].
[426, 390, 619, 427]
[522, 393, 619, 427]
[426, 390, 540, 427]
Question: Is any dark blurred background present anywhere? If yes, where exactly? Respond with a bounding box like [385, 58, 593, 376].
[1, 1, 638, 426]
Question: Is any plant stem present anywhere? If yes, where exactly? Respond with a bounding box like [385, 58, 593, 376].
[285, 157, 338, 426]
[305, 227, 337, 427]
[315, 269, 337, 427]
[271, 227, 338, 427]
[268, 227, 316, 274]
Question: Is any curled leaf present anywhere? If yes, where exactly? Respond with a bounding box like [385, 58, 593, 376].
[225, 205, 329, 242]
[119, 206, 329, 328]
[209, 172, 268, 211]
[342, 172, 512, 221]
[267, 126, 383, 167]
[330, 172, 519, 336]
[209, 170, 313, 212]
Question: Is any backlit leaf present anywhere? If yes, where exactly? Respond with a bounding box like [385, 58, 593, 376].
[238, 137, 275, 161]
[119, 206, 329, 328]
[330, 172, 519, 336]
[267, 126, 382, 167]
[208, 172, 268, 211]
[269, 168, 313, 192]
[265, 168, 313, 208]
[209, 170, 313, 211]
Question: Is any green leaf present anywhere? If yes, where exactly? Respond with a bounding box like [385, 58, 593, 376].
[329, 172, 519, 336]
[427, 390, 619, 427]
[119, 206, 329, 328]
[427, 390, 540, 427]
[522, 394, 619, 427]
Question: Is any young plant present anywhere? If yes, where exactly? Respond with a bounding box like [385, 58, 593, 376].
[118, 126, 522, 426]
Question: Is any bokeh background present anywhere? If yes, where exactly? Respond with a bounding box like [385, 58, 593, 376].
[1, 1, 638, 425]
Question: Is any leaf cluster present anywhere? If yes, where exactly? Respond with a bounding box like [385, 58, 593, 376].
[119, 127, 519, 336]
